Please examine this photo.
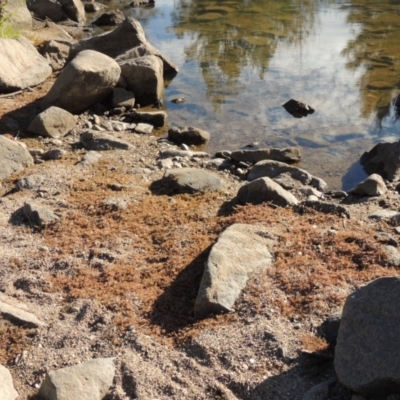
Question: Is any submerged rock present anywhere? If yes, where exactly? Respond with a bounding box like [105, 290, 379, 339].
[282, 99, 315, 118]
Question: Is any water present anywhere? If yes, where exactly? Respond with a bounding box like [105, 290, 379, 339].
[89, 0, 400, 189]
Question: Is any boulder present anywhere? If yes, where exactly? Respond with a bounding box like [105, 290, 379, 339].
[0, 136, 34, 181]
[161, 168, 225, 194]
[80, 130, 132, 151]
[1, 0, 32, 29]
[168, 126, 210, 146]
[348, 173, 387, 196]
[28, 106, 76, 138]
[26, 0, 85, 22]
[120, 55, 164, 107]
[68, 18, 178, 76]
[0, 37, 52, 93]
[125, 110, 166, 127]
[23, 202, 60, 227]
[248, 160, 327, 191]
[335, 277, 400, 397]
[41, 40, 73, 71]
[360, 141, 400, 181]
[92, 11, 124, 26]
[111, 87, 135, 109]
[39, 358, 115, 400]
[195, 224, 273, 317]
[0, 299, 46, 328]
[231, 147, 301, 163]
[237, 177, 299, 207]
[41, 50, 121, 114]
[0, 364, 18, 400]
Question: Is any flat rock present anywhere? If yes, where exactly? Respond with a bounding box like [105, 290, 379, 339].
[335, 277, 400, 397]
[39, 358, 115, 400]
[0, 136, 34, 181]
[301, 200, 351, 218]
[126, 110, 166, 127]
[0, 364, 18, 400]
[0, 37, 52, 93]
[369, 210, 400, 220]
[134, 123, 154, 134]
[237, 177, 299, 207]
[168, 126, 210, 146]
[80, 130, 131, 151]
[0, 300, 46, 328]
[23, 202, 60, 227]
[41, 50, 121, 114]
[248, 160, 327, 191]
[159, 149, 193, 159]
[348, 174, 387, 196]
[161, 168, 226, 194]
[195, 224, 273, 317]
[231, 147, 301, 163]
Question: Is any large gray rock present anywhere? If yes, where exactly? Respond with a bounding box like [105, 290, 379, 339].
[39, 358, 115, 400]
[335, 277, 400, 397]
[0, 299, 46, 328]
[80, 130, 132, 151]
[0, 37, 52, 93]
[41, 50, 121, 114]
[348, 173, 387, 196]
[237, 177, 299, 207]
[120, 55, 163, 107]
[195, 224, 273, 317]
[248, 160, 327, 191]
[28, 106, 76, 138]
[0, 136, 34, 181]
[231, 147, 301, 163]
[168, 126, 210, 146]
[161, 168, 225, 194]
[0, 364, 18, 400]
[1, 0, 32, 28]
[360, 141, 400, 181]
[68, 18, 178, 76]
[26, 0, 85, 22]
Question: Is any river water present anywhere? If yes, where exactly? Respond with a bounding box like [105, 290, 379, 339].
[90, 0, 400, 190]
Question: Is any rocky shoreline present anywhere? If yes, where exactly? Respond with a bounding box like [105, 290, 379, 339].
[2, 3, 400, 400]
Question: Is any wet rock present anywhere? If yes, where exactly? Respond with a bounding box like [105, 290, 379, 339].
[0, 364, 18, 400]
[348, 174, 387, 196]
[160, 168, 226, 194]
[282, 99, 315, 118]
[0, 299, 46, 328]
[112, 87, 135, 109]
[125, 110, 166, 127]
[230, 147, 301, 163]
[92, 11, 124, 26]
[168, 126, 210, 146]
[23, 202, 60, 227]
[80, 130, 132, 151]
[318, 312, 341, 347]
[120, 55, 164, 107]
[171, 97, 186, 104]
[248, 160, 327, 191]
[237, 177, 299, 207]
[0, 37, 52, 93]
[335, 277, 400, 397]
[195, 224, 273, 318]
[39, 358, 115, 400]
[28, 106, 76, 138]
[41, 50, 121, 114]
[0, 136, 34, 180]
[41, 40, 73, 71]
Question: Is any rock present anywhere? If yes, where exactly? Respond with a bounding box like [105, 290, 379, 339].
[0, 364, 18, 400]
[195, 224, 273, 317]
[335, 277, 400, 397]
[84, 2, 103, 12]
[120, 55, 164, 107]
[159, 149, 193, 159]
[383, 245, 400, 267]
[231, 148, 301, 163]
[80, 151, 102, 165]
[360, 141, 400, 181]
[318, 312, 341, 347]
[248, 160, 327, 191]
[26, 0, 85, 22]
[302, 379, 336, 400]
[92, 11, 124, 26]
[68, 18, 178, 76]
[28, 106, 76, 138]
[348, 174, 387, 196]
[160, 168, 226, 194]
[16, 174, 45, 190]
[80, 130, 131, 151]
[368, 210, 400, 220]
[0, 299, 46, 328]
[0, 37, 52, 93]
[23, 202, 60, 227]
[1, 0, 32, 29]
[125, 110, 166, 127]
[39, 358, 115, 400]
[134, 123, 154, 134]
[374, 232, 398, 247]
[102, 198, 129, 210]
[301, 200, 351, 218]
[0, 136, 34, 181]
[112, 87, 135, 109]
[41, 40, 73, 71]
[41, 50, 120, 114]
[237, 177, 299, 207]
[282, 99, 315, 118]
[168, 126, 210, 146]
[43, 149, 66, 160]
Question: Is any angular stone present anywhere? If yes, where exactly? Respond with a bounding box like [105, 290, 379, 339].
[237, 177, 299, 207]
[41, 40, 73, 71]
[41, 50, 121, 114]
[0, 364, 18, 400]
[195, 224, 273, 317]
[335, 277, 400, 397]
[80, 130, 132, 151]
[168, 126, 210, 146]
[348, 174, 387, 196]
[39, 358, 115, 400]
[23, 202, 60, 227]
[112, 87, 135, 109]
[231, 147, 301, 163]
[0, 37, 52, 93]
[0, 300, 46, 328]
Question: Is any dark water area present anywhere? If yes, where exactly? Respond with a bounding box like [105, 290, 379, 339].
[89, 0, 400, 190]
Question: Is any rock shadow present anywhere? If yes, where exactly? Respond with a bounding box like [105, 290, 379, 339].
[149, 246, 211, 333]
[8, 206, 26, 226]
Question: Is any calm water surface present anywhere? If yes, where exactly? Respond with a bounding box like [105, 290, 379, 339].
[92, 0, 400, 189]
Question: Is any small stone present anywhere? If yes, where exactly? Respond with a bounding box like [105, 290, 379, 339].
[23, 202, 59, 227]
[348, 174, 387, 197]
[135, 123, 154, 134]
